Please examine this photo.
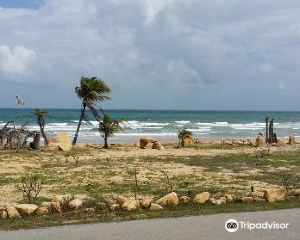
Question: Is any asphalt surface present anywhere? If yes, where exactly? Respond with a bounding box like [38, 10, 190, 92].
[0, 208, 299, 240]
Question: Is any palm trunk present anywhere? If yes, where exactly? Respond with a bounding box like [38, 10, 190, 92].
[87, 105, 102, 122]
[104, 134, 108, 149]
[72, 104, 86, 146]
[39, 125, 49, 145]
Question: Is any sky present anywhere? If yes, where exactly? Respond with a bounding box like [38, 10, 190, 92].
[0, 0, 300, 110]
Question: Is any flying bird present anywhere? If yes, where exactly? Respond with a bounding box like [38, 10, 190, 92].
[16, 96, 25, 106]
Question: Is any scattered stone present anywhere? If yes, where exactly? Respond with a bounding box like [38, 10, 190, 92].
[109, 204, 120, 211]
[156, 192, 179, 207]
[179, 195, 190, 204]
[152, 142, 165, 150]
[247, 191, 264, 200]
[36, 207, 49, 216]
[149, 203, 163, 211]
[121, 200, 140, 211]
[51, 201, 62, 213]
[263, 188, 287, 203]
[194, 192, 210, 204]
[15, 204, 38, 216]
[52, 195, 72, 203]
[208, 198, 216, 204]
[68, 198, 83, 210]
[139, 198, 152, 209]
[242, 197, 254, 203]
[6, 206, 21, 218]
[116, 195, 129, 206]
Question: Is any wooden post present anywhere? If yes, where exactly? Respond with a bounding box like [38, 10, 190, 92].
[269, 119, 274, 143]
[265, 117, 269, 143]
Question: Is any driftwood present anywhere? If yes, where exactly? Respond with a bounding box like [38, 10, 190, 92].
[0, 121, 40, 150]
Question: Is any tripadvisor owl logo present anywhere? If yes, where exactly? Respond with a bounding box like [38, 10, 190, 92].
[225, 219, 239, 232]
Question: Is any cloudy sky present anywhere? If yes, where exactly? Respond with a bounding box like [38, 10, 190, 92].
[0, 0, 300, 110]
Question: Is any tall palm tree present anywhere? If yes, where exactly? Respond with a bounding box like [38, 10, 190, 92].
[99, 114, 123, 149]
[72, 76, 111, 145]
[33, 109, 49, 145]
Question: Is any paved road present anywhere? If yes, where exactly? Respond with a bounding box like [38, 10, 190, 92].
[0, 208, 299, 240]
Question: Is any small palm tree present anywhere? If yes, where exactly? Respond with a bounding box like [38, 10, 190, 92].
[99, 114, 123, 149]
[178, 129, 193, 147]
[33, 109, 49, 145]
[73, 77, 111, 145]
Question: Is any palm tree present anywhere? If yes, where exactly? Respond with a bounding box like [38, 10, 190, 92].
[99, 114, 123, 149]
[72, 76, 111, 145]
[178, 129, 193, 147]
[33, 109, 49, 145]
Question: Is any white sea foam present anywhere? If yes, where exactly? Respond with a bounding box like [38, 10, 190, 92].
[115, 132, 177, 136]
[175, 120, 190, 124]
[196, 122, 228, 127]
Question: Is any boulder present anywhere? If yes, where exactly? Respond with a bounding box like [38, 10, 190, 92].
[193, 192, 210, 204]
[288, 136, 296, 145]
[156, 192, 179, 207]
[51, 201, 62, 213]
[36, 207, 49, 216]
[208, 198, 216, 204]
[138, 138, 157, 149]
[116, 195, 129, 206]
[263, 188, 287, 203]
[52, 194, 72, 203]
[179, 195, 190, 204]
[152, 142, 165, 150]
[294, 189, 300, 196]
[242, 197, 254, 203]
[224, 193, 233, 202]
[121, 200, 140, 211]
[255, 198, 266, 203]
[0, 210, 8, 219]
[215, 197, 226, 205]
[6, 206, 21, 218]
[256, 135, 264, 148]
[57, 132, 72, 151]
[182, 136, 194, 146]
[149, 203, 163, 211]
[247, 191, 264, 200]
[212, 192, 223, 199]
[68, 198, 83, 210]
[139, 198, 152, 209]
[83, 208, 95, 213]
[15, 204, 38, 216]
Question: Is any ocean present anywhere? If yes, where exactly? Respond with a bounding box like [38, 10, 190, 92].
[1, 109, 300, 144]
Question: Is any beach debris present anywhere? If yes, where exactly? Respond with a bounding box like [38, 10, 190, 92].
[193, 192, 210, 204]
[156, 192, 179, 207]
[263, 188, 287, 203]
[57, 132, 72, 151]
[0, 121, 40, 150]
